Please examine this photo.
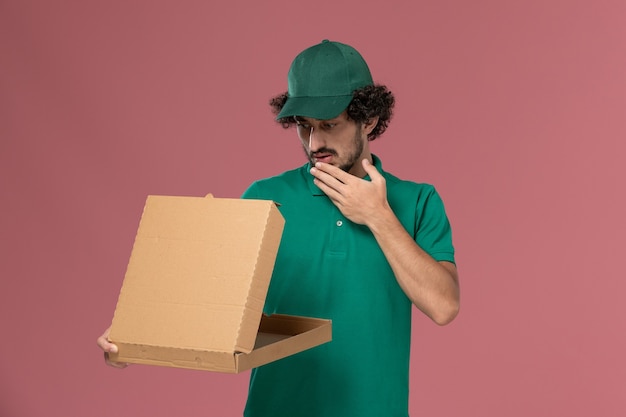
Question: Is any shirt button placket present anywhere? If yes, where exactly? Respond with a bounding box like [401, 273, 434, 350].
[328, 206, 347, 256]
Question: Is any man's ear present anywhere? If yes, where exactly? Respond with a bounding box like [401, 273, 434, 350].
[362, 116, 380, 137]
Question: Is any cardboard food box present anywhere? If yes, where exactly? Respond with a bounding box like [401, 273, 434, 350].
[108, 194, 332, 373]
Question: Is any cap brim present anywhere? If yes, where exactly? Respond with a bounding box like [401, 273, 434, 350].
[276, 95, 353, 121]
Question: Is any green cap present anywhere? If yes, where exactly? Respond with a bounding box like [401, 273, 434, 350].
[276, 40, 374, 120]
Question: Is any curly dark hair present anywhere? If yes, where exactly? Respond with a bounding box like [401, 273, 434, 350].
[269, 84, 395, 141]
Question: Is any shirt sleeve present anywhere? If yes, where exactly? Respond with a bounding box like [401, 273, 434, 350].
[241, 181, 261, 200]
[415, 186, 456, 264]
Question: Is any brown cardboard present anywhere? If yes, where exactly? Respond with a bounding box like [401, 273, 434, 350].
[108, 195, 331, 373]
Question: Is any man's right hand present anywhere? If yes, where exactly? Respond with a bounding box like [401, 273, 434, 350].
[97, 326, 129, 369]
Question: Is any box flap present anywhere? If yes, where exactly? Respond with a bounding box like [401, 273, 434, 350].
[109, 195, 284, 355]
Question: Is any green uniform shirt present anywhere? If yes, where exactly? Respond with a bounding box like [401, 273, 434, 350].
[241, 155, 455, 417]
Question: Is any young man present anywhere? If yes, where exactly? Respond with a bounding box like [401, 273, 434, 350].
[239, 40, 459, 416]
[98, 40, 460, 416]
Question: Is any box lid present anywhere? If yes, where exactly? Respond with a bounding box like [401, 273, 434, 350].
[109, 194, 285, 355]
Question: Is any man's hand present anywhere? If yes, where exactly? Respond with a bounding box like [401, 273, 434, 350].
[310, 159, 390, 226]
[97, 327, 129, 369]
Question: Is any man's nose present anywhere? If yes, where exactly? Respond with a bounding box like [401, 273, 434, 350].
[308, 127, 325, 151]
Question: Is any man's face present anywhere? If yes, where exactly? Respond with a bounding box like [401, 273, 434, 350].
[295, 112, 367, 176]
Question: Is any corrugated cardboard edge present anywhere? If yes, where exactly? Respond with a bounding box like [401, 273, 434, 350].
[234, 201, 285, 354]
[109, 342, 238, 373]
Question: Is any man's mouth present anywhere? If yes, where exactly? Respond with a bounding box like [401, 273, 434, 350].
[312, 152, 334, 164]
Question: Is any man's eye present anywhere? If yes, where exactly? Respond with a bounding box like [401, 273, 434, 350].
[297, 123, 311, 129]
[322, 123, 336, 129]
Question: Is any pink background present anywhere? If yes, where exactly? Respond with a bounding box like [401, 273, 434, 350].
[2, 1, 625, 416]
